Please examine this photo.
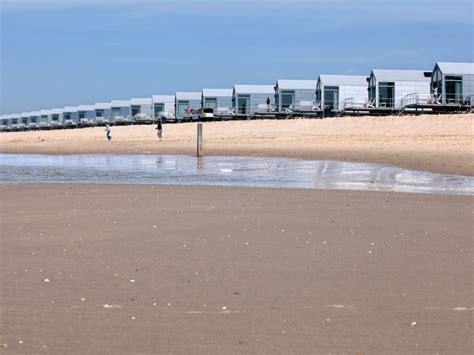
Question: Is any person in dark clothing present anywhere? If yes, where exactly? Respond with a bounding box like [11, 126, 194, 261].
[156, 120, 163, 140]
[266, 97, 271, 112]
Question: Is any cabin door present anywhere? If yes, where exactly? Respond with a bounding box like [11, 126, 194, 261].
[445, 76, 463, 104]
[237, 95, 250, 114]
[177, 101, 189, 118]
[154, 103, 164, 117]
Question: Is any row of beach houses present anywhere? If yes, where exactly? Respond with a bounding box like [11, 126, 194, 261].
[1, 61, 473, 131]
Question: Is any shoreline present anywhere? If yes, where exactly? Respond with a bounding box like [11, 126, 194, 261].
[1, 114, 472, 176]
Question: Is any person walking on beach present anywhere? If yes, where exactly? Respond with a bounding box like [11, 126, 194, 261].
[105, 124, 112, 141]
[156, 119, 163, 140]
[266, 97, 271, 112]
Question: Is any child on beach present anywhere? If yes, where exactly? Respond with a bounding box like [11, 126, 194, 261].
[156, 120, 163, 140]
[105, 124, 112, 141]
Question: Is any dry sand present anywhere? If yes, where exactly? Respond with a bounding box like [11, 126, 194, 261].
[1, 184, 472, 354]
[1, 114, 473, 176]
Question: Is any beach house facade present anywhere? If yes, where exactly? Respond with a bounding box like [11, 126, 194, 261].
[368, 70, 431, 108]
[202, 89, 233, 115]
[316, 75, 368, 110]
[152, 95, 175, 121]
[175, 92, 201, 120]
[431, 62, 474, 104]
[274, 80, 317, 112]
[233, 85, 275, 114]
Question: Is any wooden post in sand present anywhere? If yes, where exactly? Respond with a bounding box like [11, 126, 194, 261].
[197, 123, 203, 157]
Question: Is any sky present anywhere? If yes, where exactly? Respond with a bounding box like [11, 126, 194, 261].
[1, 0, 473, 114]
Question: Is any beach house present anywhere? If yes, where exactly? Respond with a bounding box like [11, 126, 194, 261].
[274, 80, 317, 112]
[130, 98, 153, 123]
[368, 70, 431, 108]
[109, 100, 132, 125]
[77, 105, 96, 126]
[152, 95, 175, 121]
[316, 75, 368, 110]
[202, 89, 233, 116]
[431, 62, 474, 104]
[175, 92, 201, 121]
[232, 85, 275, 115]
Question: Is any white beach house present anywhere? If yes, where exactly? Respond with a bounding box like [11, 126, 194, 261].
[274, 80, 317, 112]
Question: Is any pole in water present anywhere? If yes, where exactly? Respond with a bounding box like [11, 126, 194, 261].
[197, 123, 203, 157]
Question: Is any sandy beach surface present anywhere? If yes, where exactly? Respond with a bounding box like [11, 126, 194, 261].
[1, 184, 472, 354]
[1, 114, 473, 176]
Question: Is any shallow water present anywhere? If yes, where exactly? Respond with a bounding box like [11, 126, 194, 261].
[0, 154, 472, 195]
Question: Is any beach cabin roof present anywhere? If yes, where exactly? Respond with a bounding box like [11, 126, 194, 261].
[371, 69, 431, 82]
[110, 100, 130, 107]
[276, 80, 317, 90]
[29, 111, 42, 117]
[152, 95, 175, 103]
[20, 112, 31, 117]
[234, 85, 274, 94]
[94, 103, 111, 110]
[40, 109, 52, 115]
[318, 75, 367, 86]
[77, 105, 95, 111]
[435, 62, 474, 75]
[202, 88, 233, 97]
[130, 98, 152, 105]
[51, 108, 65, 114]
[63, 106, 79, 112]
[176, 92, 201, 100]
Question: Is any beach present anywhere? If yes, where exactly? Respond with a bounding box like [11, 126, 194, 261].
[1, 114, 473, 176]
[1, 184, 472, 354]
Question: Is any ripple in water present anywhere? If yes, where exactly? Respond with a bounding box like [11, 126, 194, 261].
[0, 154, 472, 195]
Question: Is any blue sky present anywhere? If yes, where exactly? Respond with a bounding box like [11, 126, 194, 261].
[1, 0, 472, 114]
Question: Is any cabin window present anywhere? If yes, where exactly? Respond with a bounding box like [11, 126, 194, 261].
[64, 112, 72, 121]
[177, 101, 189, 117]
[111, 108, 121, 118]
[22, 118, 28, 124]
[41, 116, 48, 123]
[281, 91, 295, 109]
[2, 120, 7, 126]
[324, 86, 339, 110]
[79, 112, 86, 119]
[237, 95, 250, 114]
[445, 76, 463, 103]
[52, 114, 59, 121]
[12, 119, 18, 125]
[95, 110, 104, 118]
[154, 103, 164, 117]
[30, 117, 37, 123]
[378, 82, 395, 107]
[131, 105, 141, 116]
[204, 98, 217, 110]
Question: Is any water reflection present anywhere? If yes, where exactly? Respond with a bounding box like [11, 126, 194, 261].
[0, 154, 472, 196]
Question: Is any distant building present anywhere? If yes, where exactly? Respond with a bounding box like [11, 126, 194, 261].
[175, 92, 201, 120]
[316, 75, 367, 110]
[152, 95, 175, 120]
[232, 85, 274, 114]
[431, 62, 474, 104]
[275, 80, 317, 112]
[202, 89, 233, 115]
[368, 70, 431, 108]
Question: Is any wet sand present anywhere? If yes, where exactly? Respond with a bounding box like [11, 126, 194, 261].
[1, 184, 472, 354]
[1, 114, 473, 176]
